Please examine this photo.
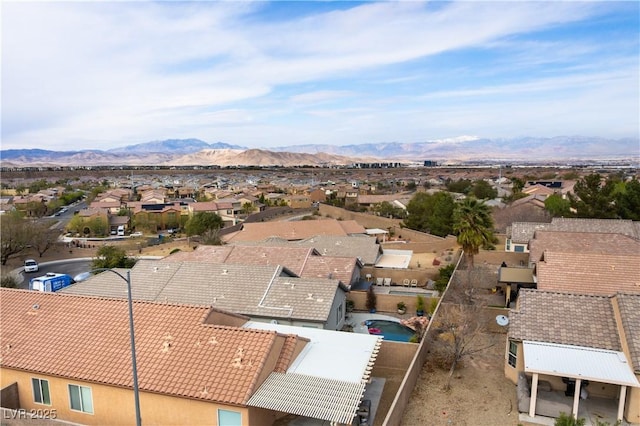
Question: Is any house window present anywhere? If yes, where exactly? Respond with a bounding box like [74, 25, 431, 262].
[505, 239, 511, 251]
[32, 378, 51, 405]
[508, 341, 518, 367]
[218, 409, 241, 426]
[337, 302, 344, 324]
[68, 384, 93, 414]
[514, 245, 525, 253]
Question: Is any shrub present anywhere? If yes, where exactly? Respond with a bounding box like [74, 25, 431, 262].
[366, 286, 377, 311]
[169, 248, 181, 255]
[1, 275, 18, 288]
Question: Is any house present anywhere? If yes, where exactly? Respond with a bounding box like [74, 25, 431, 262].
[233, 235, 383, 267]
[223, 219, 366, 243]
[0, 288, 306, 425]
[0, 288, 382, 425]
[505, 289, 640, 423]
[60, 261, 349, 330]
[505, 218, 640, 252]
[164, 245, 363, 287]
[528, 231, 640, 269]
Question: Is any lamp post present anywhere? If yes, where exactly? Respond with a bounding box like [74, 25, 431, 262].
[75, 269, 141, 426]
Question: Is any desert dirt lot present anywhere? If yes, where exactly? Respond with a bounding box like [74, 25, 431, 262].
[401, 331, 521, 426]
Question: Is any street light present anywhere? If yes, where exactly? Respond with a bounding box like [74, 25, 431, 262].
[75, 269, 141, 426]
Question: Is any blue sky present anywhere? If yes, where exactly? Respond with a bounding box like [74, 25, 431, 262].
[2, 1, 639, 151]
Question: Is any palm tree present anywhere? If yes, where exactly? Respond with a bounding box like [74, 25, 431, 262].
[453, 198, 494, 268]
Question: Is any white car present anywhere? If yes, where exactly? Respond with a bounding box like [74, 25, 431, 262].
[24, 259, 39, 273]
[130, 231, 143, 237]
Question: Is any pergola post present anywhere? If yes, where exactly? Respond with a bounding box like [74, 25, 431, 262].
[572, 379, 582, 419]
[617, 385, 627, 422]
[529, 373, 539, 417]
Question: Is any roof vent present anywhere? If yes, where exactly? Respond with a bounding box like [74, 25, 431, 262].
[153, 267, 158, 273]
[306, 293, 314, 300]
[222, 269, 228, 275]
[32, 304, 40, 310]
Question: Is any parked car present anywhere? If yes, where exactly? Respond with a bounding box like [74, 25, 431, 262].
[24, 259, 39, 273]
[130, 231, 143, 237]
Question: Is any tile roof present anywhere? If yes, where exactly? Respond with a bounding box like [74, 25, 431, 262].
[165, 246, 359, 285]
[233, 235, 382, 265]
[60, 261, 343, 323]
[509, 289, 621, 351]
[0, 288, 301, 405]
[535, 251, 640, 295]
[224, 219, 365, 242]
[529, 231, 640, 264]
[509, 218, 640, 244]
[616, 293, 640, 372]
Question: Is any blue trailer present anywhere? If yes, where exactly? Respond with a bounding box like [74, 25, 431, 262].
[29, 273, 74, 292]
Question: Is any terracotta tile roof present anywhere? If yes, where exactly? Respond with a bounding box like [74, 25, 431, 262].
[163, 246, 358, 285]
[60, 262, 343, 323]
[509, 289, 621, 351]
[529, 231, 640, 264]
[0, 288, 299, 405]
[225, 219, 365, 242]
[536, 251, 640, 295]
[616, 293, 640, 372]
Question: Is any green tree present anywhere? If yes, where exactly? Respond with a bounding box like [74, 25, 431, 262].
[446, 179, 472, 194]
[453, 198, 494, 268]
[510, 177, 525, 193]
[569, 174, 617, 218]
[434, 263, 456, 294]
[373, 201, 405, 219]
[185, 211, 224, 237]
[92, 245, 137, 270]
[470, 180, 497, 200]
[544, 193, 572, 217]
[241, 202, 256, 216]
[615, 178, 640, 220]
[403, 192, 455, 237]
[554, 412, 586, 426]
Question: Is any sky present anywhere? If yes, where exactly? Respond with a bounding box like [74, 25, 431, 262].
[2, 1, 639, 152]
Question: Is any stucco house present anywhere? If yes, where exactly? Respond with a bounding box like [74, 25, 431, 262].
[0, 288, 381, 425]
[60, 261, 349, 330]
[505, 289, 640, 423]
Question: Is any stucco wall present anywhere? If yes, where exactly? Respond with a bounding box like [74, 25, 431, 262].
[0, 368, 251, 425]
[348, 290, 438, 315]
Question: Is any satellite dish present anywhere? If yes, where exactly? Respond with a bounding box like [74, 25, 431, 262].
[270, 319, 279, 325]
[496, 315, 509, 326]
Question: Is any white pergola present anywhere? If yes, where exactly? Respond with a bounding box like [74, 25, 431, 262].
[523, 341, 640, 421]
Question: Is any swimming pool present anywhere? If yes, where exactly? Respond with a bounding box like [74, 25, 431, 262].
[365, 319, 416, 342]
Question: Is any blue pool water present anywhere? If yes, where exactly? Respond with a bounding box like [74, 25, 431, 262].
[365, 319, 416, 342]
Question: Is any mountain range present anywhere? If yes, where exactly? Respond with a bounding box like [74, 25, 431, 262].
[1, 136, 638, 167]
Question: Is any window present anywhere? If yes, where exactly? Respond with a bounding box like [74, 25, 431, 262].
[337, 302, 344, 324]
[32, 378, 51, 405]
[505, 239, 511, 251]
[514, 245, 525, 253]
[218, 409, 241, 426]
[508, 341, 518, 367]
[68, 384, 93, 414]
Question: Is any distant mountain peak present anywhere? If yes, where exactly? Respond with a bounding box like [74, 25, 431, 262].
[107, 139, 246, 154]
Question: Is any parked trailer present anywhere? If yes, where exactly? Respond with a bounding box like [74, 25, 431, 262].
[29, 273, 74, 292]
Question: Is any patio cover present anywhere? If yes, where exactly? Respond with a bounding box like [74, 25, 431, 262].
[523, 341, 640, 387]
[375, 249, 413, 269]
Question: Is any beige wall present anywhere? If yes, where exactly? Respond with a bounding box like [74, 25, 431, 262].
[0, 368, 253, 425]
[348, 290, 438, 315]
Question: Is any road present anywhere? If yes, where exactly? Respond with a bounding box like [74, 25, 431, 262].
[18, 259, 92, 290]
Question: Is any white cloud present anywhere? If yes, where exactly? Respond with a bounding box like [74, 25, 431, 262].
[1, 1, 637, 150]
